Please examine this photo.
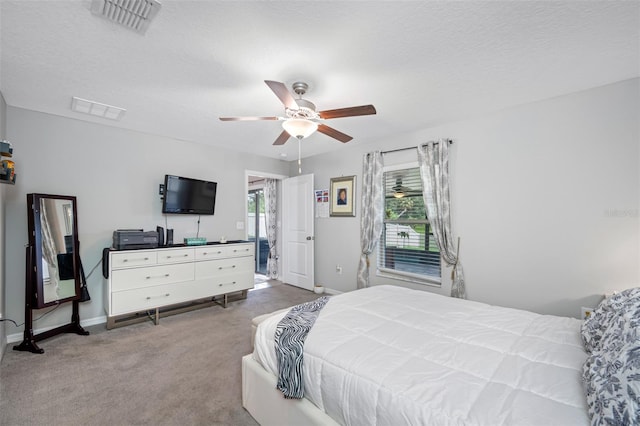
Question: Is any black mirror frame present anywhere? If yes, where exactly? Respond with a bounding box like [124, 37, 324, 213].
[27, 193, 81, 308]
[14, 193, 89, 354]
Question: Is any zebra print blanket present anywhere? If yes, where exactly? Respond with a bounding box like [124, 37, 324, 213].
[274, 296, 331, 399]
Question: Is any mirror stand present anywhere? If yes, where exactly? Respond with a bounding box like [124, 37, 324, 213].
[14, 236, 89, 354]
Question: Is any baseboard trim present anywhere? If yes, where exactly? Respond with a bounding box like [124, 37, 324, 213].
[6, 288, 343, 344]
[6, 315, 107, 344]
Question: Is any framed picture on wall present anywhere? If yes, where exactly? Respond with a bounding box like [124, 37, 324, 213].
[330, 175, 356, 217]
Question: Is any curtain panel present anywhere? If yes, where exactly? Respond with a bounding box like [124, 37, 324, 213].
[357, 151, 384, 289]
[418, 140, 466, 299]
[40, 199, 61, 294]
[264, 178, 278, 279]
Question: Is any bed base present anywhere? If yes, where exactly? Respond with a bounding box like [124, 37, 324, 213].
[242, 354, 339, 426]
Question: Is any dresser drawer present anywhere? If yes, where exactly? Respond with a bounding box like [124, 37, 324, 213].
[227, 244, 254, 258]
[194, 246, 227, 260]
[195, 243, 254, 260]
[111, 251, 157, 269]
[210, 269, 253, 293]
[156, 248, 194, 264]
[111, 263, 194, 292]
[111, 281, 196, 316]
[195, 256, 254, 279]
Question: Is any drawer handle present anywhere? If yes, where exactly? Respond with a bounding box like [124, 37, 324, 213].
[218, 281, 236, 287]
[202, 251, 222, 256]
[233, 248, 249, 252]
[146, 274, 170, 280]
[146, 293, 170, 300]
[166, 254, 189, 259]
[123, 257, 149, 263]
[217, 265, 236, 270]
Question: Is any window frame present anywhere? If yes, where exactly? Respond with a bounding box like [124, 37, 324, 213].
[376, 162, 441, 286]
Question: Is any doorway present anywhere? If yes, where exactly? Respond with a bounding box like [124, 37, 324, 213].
[247, 187, 267, 275]
[281, 174, 315, 290]
[245, 170, 313, 288]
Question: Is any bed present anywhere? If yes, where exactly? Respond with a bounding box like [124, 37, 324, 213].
[243, 285, 640, 425]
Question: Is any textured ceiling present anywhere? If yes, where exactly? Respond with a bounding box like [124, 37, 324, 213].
[1, 1, 638, 160]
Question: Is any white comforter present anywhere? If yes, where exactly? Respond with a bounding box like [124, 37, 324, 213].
[253, 285, 589, 425]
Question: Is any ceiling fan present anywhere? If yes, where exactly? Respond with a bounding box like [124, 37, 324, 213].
[391, 177, 420, 198]
[219, 80, 377, 145]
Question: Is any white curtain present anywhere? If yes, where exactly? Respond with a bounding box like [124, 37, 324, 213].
[418, 140, 466, 299]
[357, 151, 384, 289]
[40, 199, 60, 295]
[264, 178, 278, 279]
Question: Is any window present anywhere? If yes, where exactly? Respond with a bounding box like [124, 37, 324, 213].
[377, 165, 441, 282]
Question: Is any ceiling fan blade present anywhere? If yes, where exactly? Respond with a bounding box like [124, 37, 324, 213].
[273, 130, 291, 145]
[264, 80, 299, 110]
[219, 116, 279, 121]
[318, 105, 377, 120]
[397, 186, 415, 193]
[317, 124, 353, 143]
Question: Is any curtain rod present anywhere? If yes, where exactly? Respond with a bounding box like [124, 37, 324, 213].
[381, 139, 453, 155]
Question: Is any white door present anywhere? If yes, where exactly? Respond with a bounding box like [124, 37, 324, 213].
[282, 174, 314, 290]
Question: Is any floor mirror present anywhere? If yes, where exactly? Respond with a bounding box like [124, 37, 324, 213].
[14, 193, 89, 354]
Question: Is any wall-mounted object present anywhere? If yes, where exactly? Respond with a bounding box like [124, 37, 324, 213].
[330, 175, 356, 217]
[0, 140, 15, 184]
[162, 174, 217, 215]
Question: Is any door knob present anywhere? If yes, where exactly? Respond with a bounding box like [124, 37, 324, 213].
[306, 236, 314, 241]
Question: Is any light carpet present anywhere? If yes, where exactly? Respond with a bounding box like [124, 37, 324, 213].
[0, 282, 320, 426]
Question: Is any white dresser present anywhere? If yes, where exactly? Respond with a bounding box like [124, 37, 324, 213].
[104, 242, 254, 328]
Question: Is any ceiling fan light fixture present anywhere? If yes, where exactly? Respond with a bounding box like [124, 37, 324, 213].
[282, 118, 318, 139]
[393, 191, 405, 198]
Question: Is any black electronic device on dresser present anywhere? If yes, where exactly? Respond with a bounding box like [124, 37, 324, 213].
[112, 229, 158, 250]
[156, 226, 174, 246]
[156, 226, 164, 246]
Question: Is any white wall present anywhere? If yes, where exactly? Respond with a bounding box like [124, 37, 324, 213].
[3, 107, 290, 338]
[302, 78, 639, 318]
[0, 91, 6, 359]
[2, 78, 637, 337]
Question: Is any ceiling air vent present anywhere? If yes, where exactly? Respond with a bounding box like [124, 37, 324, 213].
[91, 0, 161, 34]
[71, 97, 126, 121]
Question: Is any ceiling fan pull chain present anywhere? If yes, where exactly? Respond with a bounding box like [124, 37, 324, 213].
[298, 137, 302, 174]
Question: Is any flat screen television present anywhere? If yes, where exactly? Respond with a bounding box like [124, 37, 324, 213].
[162, 174, 217, 215]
